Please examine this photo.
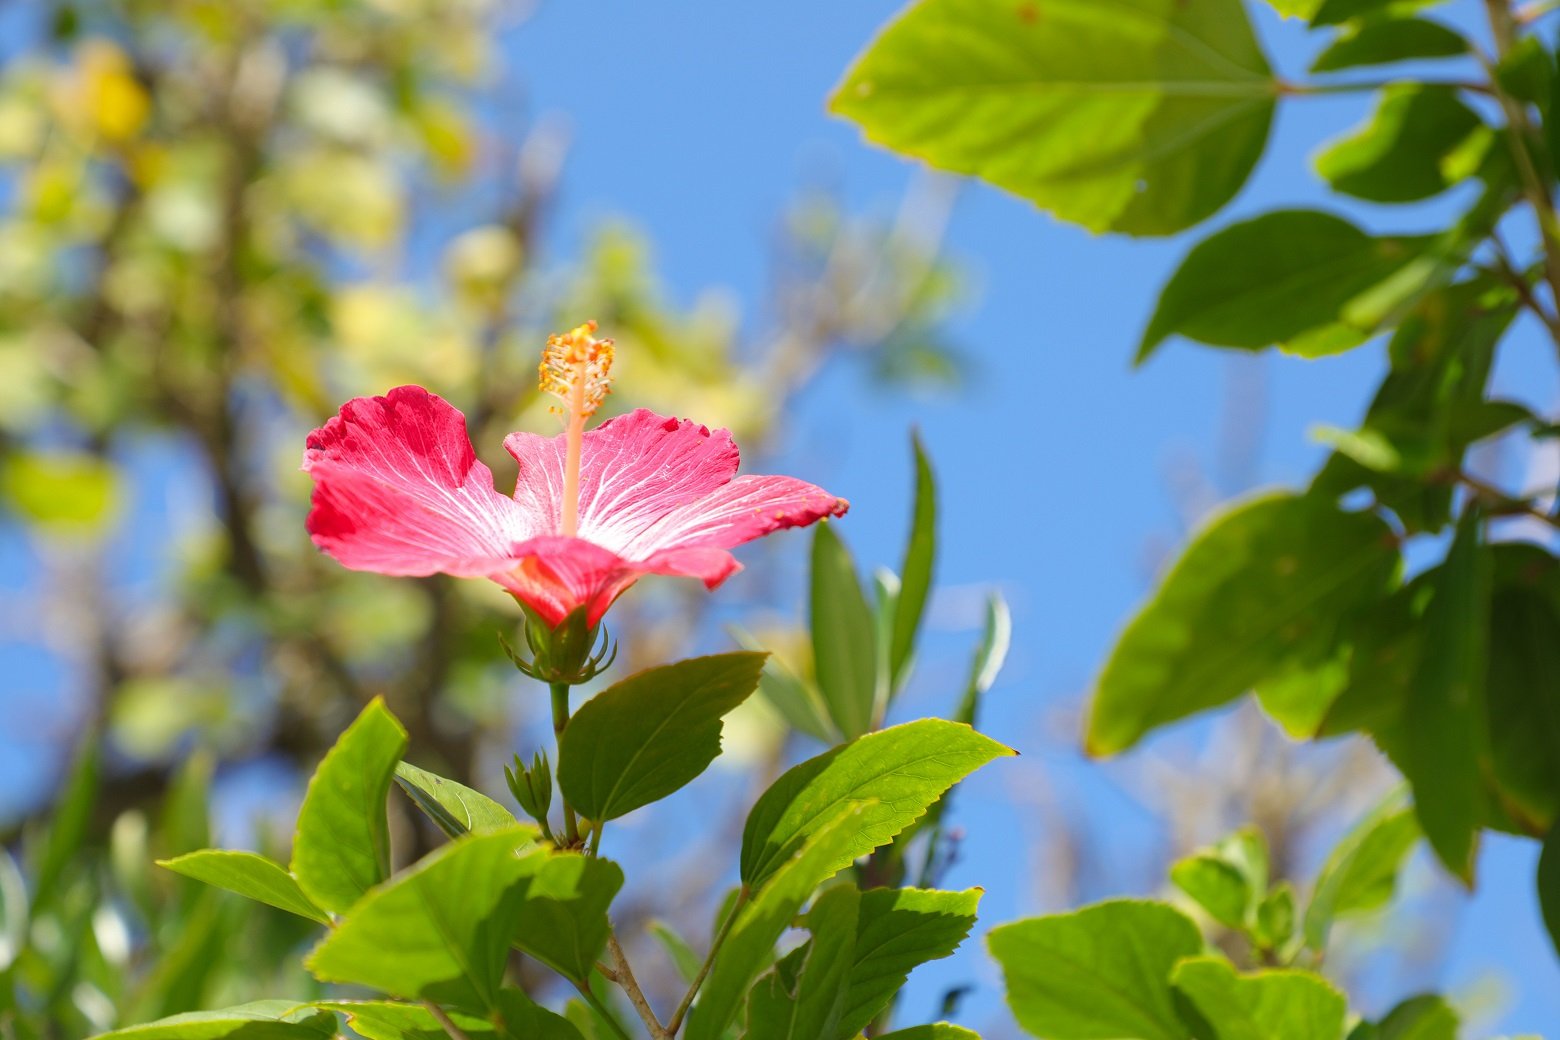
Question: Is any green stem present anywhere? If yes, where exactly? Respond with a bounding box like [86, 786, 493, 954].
[665, 889, 748, 1036]
[551, 681, 580, 845]
[422, 1001, 471, 1040]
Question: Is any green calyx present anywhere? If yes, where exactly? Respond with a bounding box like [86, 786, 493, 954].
[500, 604, 618, 685]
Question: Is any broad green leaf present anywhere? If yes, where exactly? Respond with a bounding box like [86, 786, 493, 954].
[746, 885, 860, 1040]
[1086, 493, 1398, 756]
[304, 826, 533, 1010]
[1169, 828, 1269, 931]
[394, 762, 521, 838]
[1484, 579, 1560, 834]
[1312, 0, 1445, 25]
[1, 450, 120, 534]
[876, 1028, 982, 1040]
[157, 850, 329, 924]
[687, 805, 871, 1040]
[1138, 211, 1430, 362]
[812, 522, 878, 740]
[1304, 791, 1419, 951]
[1315, 86, 1482, 204]
[88, 1002, 336, 1040]
[558, 653, 767, 822]
[836, 887, 982, 1039]
[291, 697, 407, 914]
[1171, 957, 1348, 1040]
[317, 1002, 497, 1040]
[1310, 19, 1467, 73]
[889, 434, 937, 692]
[318, 996, 584, 1040]
[509, 852, 623, 984]
[831, 0, 1275, 236]
[1541, 822, 1560, 958]
[740, 718, 1012, 891]
[1373, 995, 1459, 1040]
[1402, 509, 1488, 883]
[988, 900, 1202, 1040]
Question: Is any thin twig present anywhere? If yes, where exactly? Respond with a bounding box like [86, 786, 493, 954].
[422, 1001, 472, 1040]
[573, 979, 634, 1040]
[664, 890, 747, 1036]
[608, 929, 668, 1038]
[1456, 470, 1560, 527]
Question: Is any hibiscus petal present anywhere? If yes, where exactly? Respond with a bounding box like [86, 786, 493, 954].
[618, 474, 849, 560]
[304, 386, 532, 577]
[499, 537, 742, 628]
[504, 408, 739, 553]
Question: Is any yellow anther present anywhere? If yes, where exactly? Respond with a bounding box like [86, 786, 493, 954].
[539, 320, 615, 421]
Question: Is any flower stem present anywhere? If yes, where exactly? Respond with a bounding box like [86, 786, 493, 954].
[551, 681, 580, 845]
[664, 888, 748, 1036]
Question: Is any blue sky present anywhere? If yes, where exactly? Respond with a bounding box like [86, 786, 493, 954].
[1, 0, 1557, 1034]
[503, 0, 1560, 1032]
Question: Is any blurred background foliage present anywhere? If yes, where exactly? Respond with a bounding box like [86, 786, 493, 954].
[0, 1, 965, 1034]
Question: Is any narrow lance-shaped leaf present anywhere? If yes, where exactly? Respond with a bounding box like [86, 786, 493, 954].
[1304, 790, 1420, 952]
[831, 0, 1276, 236]
[558, 653, 767, 823]
[291, 697, 407, 914]
[889, 433, 936, 693]
[740, 718, 1013, 892]
[811, 522, 878, 740]
[1086, 493, 1398, 756]
[987, 900, 1202, 1040]
[1402, 508, 1489, 883]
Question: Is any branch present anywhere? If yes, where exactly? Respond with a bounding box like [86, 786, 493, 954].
[608, 929, 668, 1039]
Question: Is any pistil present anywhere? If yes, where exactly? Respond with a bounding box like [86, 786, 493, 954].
[539, 321, 614, 539]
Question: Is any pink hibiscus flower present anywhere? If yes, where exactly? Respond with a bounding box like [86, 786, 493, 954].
[302, 322, 848, 630]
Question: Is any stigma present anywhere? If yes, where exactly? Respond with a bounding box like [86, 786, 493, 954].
[539, 320, 615, 421]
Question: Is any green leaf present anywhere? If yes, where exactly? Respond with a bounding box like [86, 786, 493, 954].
[875, 1028, 982, 1040]
[291, 697, 407, 914]
[1169, 827, 1269, 931]
[394, 762, 521, 838]
[740, 718, 1013, 891]
[157, 850, 329, 924]
[304, 826, 534, 1010]
[956, 592, 1012, 727]
[746, 885, 860, 1040]
[1304, 790, 1419, 951]
[1086, 493, 1398, 756]
[1373, 995, 1459, 1040]
[735, 628, 834, 743]
[508, 852, 623, 984]
[889, 434, 937, 693]
[1, 450, 120, 534]
[1311, 0, 1445, 26]
[648, 920, 703, 984]
[1254, 883, 1297, 951]
[317, 1002, 497, 1040]
[1171, 957, 1348, 1040]
[836, 887, 982, 1039]
[30, 731, 99, 914]
[88, 1002, 336, 1040]
[558, 652, 767, 822]
[1315, 86, 1483, 204]
[811, 522, 878, 740]
[1541, 821, 1560, 958]
[687, 804, 872, 1040]
[1138, 211, 1431, 362]
[1310, 19, 1467, 73]
[1484, 578, 1560, 834]
[830, 0, 1276, 236]
[988, 900, 1202, 1040]
[1402, 509, 1489, 883]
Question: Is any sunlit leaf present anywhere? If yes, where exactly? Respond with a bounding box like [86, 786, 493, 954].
[1315, 86, 1483, 204]
[831, 0, 1276, 236]
[394, 762, 523, 839]
[158, 850, 329, 924]
[1171, 958, 1347, 1040]
[88, 1002, 336, 1040]
[1304, 790, 1419, 951]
